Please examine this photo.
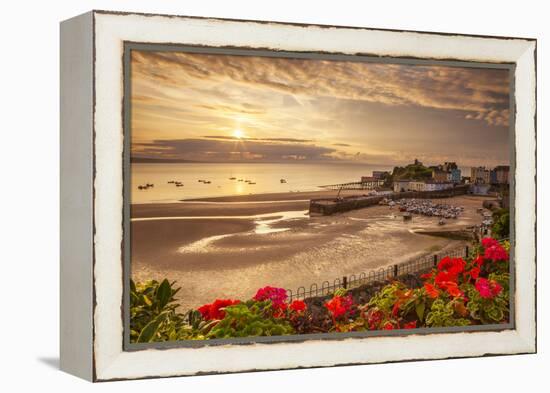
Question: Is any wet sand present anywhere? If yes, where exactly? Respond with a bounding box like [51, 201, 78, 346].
[131, 194, 492, 310]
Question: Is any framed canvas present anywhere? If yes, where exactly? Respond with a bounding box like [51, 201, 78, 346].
[60, 10, 537, 382]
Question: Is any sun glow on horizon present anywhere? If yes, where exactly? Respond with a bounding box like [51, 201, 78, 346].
[233, 129, 245, 139]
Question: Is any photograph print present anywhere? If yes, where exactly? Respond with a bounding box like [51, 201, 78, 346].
[126, 46, 513, 344]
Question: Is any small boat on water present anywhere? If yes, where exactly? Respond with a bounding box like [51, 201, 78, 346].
[204, 180, 211, 184]
[229, 177, 236, 180]
[280, 179, 287, 183]
[248, 182, 256, 185]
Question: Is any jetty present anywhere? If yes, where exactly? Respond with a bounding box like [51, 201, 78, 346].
[320, 179, 385, 191]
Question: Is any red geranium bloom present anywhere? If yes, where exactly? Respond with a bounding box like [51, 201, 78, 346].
[197, 299, 240, 320]
[289, 300, 307, 313]
[253, 286, 288, 306]
[366, 308, 384, 330]
[424, 283, 440, 298]
[272, 302, 288, 318]
[473, 255, 484, 266]
[481, 237, 499, 248]
[489, 280, 503, 297]
[421, 271, 434, 280]
[484, 244, 509, 261]
[325, 295, 353, 319]
[437, 257, 466, 276]
[382, 322, 394, 330]
[475, 278, 502, 299]
[404, 321, 417, 329]
[435, 270, 458, 287]
[470, 266, 481, 279]
[441, 281, 464, 298]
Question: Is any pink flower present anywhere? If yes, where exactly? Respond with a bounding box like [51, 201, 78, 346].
[475, 278, 492, 298]
[475, 278, 503, 298]
[253, 286, 288, 306]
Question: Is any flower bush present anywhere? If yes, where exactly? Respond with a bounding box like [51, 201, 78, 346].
[130, 237, 510, 342]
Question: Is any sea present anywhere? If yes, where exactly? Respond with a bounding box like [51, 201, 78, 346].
[131, 162, 395, 203]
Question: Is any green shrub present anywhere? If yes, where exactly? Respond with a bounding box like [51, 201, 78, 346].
[206, 301, 295, 339]
[130, 279, 185, 343]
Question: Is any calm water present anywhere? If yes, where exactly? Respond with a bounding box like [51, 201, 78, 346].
[131, 162, 394, 203]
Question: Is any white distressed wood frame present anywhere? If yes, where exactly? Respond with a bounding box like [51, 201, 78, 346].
[60, 10, 536, 382]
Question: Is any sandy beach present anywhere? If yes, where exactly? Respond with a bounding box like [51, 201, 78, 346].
[131, 193, 492, 311]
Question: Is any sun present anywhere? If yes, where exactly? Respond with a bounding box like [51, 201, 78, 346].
[233, 129, 245, 139]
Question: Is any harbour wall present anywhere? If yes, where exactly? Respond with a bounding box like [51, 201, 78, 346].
[309, 185, 469, 215]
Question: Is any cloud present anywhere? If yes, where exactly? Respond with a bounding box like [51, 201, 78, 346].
[133, 138, 337, 162]
[202, 135, 314, 143]
[130, 50, 510, 167]
[131, 50, 510, 127]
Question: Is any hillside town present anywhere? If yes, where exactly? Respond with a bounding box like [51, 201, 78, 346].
[386, 159, 509, 195]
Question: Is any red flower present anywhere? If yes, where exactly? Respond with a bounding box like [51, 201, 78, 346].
[435, 270, 457, 287]
[424, 283, 440, 298]
[473, 255, 484, 266]
[404, 321, 417, 329]
[441, 281, 464, 298]
[272, 302, 288, 318]
[470, 266, 481, 280]
[382, 322, 394, 330]
[484, 244, 509, 261]
[197, 299, 240, 320]
[421, 271, 434, 280]
[325, 295, 353, 319]
[437, 257, 466, 276]
[289, 300, 307, 313]
[366, 308, 384, 330]
[475, 278, 502, 298]
[489, 280, 503, 297]
[253, 286, 288, 306]
[481, 237, 499, 249]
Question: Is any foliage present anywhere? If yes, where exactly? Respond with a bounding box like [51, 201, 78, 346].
[130, 279, 185, 343]
[206, 300, 295, 338]
[425, 299, 471, 327]
[492, 208, 510, 239]
[131, 237, 510, 342]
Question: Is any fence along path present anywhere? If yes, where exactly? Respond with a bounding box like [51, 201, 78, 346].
[286, 244, 471, 302]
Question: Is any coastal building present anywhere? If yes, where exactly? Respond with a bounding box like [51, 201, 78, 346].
[432, 167, 461, 183]
[408, 181, 426, 192]
[449, 168, 462, 183]
[372, 170, 389, 180]
[393, 179, 412, 193]
[432, 170, 449, 182]
[424, 181, 454, 191]
[471, 166, 491, 184]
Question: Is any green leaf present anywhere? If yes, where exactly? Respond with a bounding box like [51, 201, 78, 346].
[415, 302, 425, 322]
[156, 279, 172, 310]
[141, 294, 152, 307]
[137, 313, 167, 343]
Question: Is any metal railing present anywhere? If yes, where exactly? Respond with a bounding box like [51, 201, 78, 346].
[286, 244, 471, 302]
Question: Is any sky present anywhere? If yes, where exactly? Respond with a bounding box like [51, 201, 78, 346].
[131, 50, 511, 168]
